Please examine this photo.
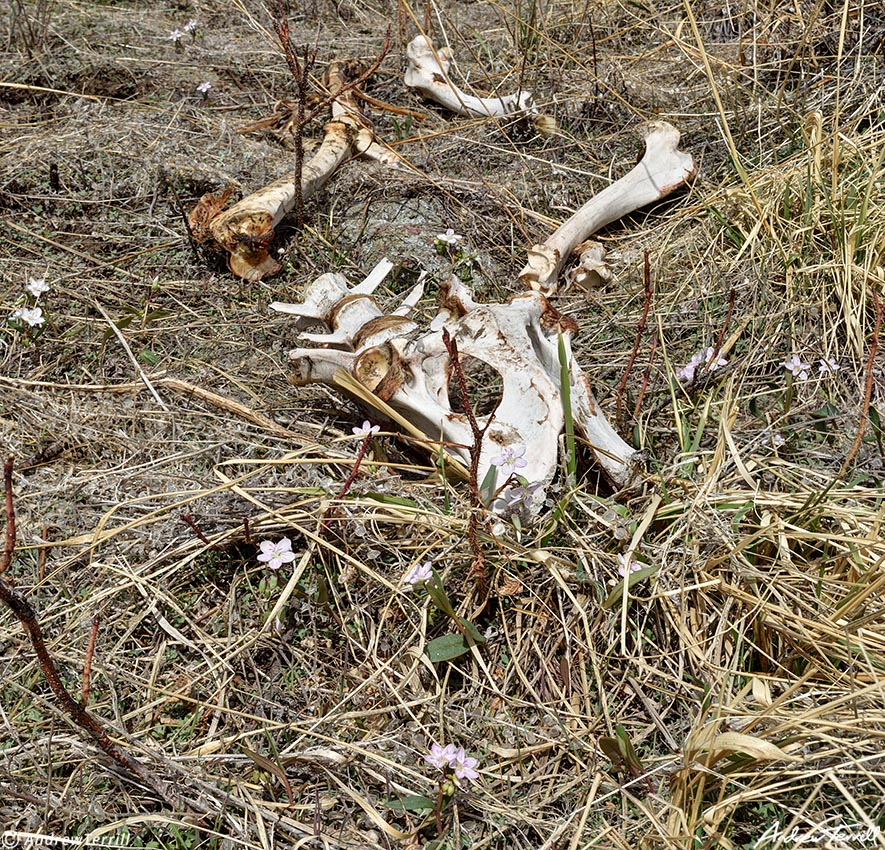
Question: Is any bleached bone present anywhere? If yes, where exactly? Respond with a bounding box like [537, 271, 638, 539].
[275, 267, 641, 515]
[405, 36, 534, 118]
[189, 62, 400, 281]
[569, 240, 613, 289]
[270, 259, 426, 349]
[520, 121, 696, 294]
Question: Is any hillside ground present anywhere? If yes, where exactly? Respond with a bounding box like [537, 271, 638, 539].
[2, 1, 885, 848]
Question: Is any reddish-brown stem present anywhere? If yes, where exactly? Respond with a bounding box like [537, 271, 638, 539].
[434, 778, 445, 836]
[38, 524, 47, 581]
[0, 456, 174, 803]
[336, 435, 374, 500]
[82, 613, 100, 707]
[616, 251, 654, 427]
[273, 5, 390, 232]
[243, 516, 253, 545]
[633, 332, 658, 421]
[1, 455, 14, 577]
[713, 286, 736, 357]
[442, 329, 489, 598]
[180, 512, 220, 549]
[841, 288, 884, 476]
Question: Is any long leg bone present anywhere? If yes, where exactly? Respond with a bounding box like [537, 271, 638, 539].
[189, 62, 400, 281]
[519, 121, 696, 294]
[405, 36, 534, 118]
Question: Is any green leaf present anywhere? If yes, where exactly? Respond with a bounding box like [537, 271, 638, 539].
[479, 464, 498, 505]
[362, 493, 419, 507]
[383, 794, 434, 812]
[602, 565, 659, 609]
[557, 330, 577, 481]
[457, 616, 487, 646]
[101, 314, 133, 343]
[425, 574, 457, 618]
[426, 633, 471, 662]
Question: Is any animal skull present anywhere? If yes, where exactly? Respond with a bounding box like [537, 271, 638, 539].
[272, 263, 642, 515]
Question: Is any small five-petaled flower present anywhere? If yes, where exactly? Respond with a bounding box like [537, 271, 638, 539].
[490, 445, 528, 476]
[196, 81, 212, 94]
[676, 347, 728, 384]
[404, 561, 433, 586]
[424, 743, 479, 785]
[257, 537, 296, 571]
[617, 553, 642, 577]
[782, 354, 811, 382]
[11, 306, 45, 327]
[819, 356, 840, 375]
[436, 228, 463, 246]
[26, 277, 49, 298]
[352, 420, 380, 439]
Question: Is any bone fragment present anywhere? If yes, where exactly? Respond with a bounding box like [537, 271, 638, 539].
[405, 36, 534, 118]
[569, 241, 613, 289]
[270, 259, 424, 350]
[189, 62, 400, 282]
[519, 121, 696, 294]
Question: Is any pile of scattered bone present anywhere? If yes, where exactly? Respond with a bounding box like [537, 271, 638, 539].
[189, 36, 696, 516]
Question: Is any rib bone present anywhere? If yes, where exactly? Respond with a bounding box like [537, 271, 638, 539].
[405, 36, 534, 118]
[519, 121, 696, 294]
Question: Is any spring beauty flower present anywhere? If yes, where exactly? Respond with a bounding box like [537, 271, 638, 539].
[617, 553, 642, 577]
[10, 306, 45, 327]
[676, 347, 728, 383]
[404, 562, 433, 586]
[451, 747, 479, 785]
[819, 356, 840, 376]
[26, 277, 49, 298]
[436, 228, 463, 246]
[491, 482, 541, 515]
[257, 537, 296, 570]
[425, 743, 459, 770]
[490, 445, 528, 476]
[196, 81, 212, 94]
[352, 420, 380, 438]
[782, 354, 811, 382]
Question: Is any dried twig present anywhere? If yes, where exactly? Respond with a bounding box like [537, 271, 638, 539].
[81, 614, 100, 707]
[0, 455, 178, 806]
[273, 6, 391, 230]
[1, 456, 13, 578]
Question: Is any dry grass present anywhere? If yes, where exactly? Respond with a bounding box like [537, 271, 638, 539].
[2, 0, 885, 848]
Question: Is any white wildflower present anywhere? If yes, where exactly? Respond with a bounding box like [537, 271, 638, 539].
[11, 306, 45, 327]
[782, 354, 811, 382]
[26, 277, 49, 298]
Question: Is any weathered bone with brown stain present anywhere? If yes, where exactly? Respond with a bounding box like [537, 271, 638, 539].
[404, 35, 534, 118]
[520, 121, 696, 294]
[189, 62, 400, 281]
[272, 263, 641, 515]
